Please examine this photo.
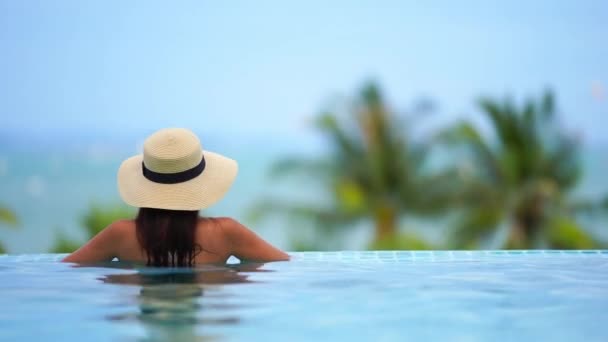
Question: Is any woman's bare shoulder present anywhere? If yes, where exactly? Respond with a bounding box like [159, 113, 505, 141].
[198, 216, 238, 229]
[205, 217, 245, 235]
[199, 217, 248, 246]
[210, 217, 289, 262]
[110, 219, 135, 233]
[105, 220, 137, 245]
[62, 219, 135, 263]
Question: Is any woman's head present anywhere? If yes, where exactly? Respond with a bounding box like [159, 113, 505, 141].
[135, 208, 201, 267]
[117, 128, 238, 267]
[117, 128, 238, 211]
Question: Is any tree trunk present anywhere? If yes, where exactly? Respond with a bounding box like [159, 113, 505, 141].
[506, 222, 526, 249]
[373, 204, 397, 244]
[507, 204, 543, 249]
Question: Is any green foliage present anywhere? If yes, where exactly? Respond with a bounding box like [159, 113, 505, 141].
[81, 204, 134, 237]
[0, 205, 18, 253]
[49, 231, 82, 253]
[369, 233, 435, 250]
[442, 90, 606, 249]
[0, 206, 18, 227]
[548, 217, 596, 249]
[450, 207, 503, 249]
[251, 81, 455, 250]
[50, 203, 134, 253]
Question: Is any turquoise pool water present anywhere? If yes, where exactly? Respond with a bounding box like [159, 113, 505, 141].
[0, 251, 607, 341]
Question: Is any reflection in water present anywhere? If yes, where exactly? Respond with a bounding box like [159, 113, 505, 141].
[99, 263, 268, 341]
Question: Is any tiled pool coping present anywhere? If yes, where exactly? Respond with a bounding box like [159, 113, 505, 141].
[1, 250, 607, 263]
[293, 250, 608, 261]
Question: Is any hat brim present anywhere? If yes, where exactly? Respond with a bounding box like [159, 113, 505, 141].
[117, 151, 238, 211]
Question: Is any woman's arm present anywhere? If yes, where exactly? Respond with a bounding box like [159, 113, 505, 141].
[223, 218, 290, 262]
[61, 221, 122, 263]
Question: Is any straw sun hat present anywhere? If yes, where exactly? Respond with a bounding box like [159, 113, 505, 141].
[118, 128, 238, 210]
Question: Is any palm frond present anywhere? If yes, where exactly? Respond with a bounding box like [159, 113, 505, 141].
[316, 112, 364, 163]
[446, 90, 602, 249]
[247, 198, 360, 230]
[251, 82, 453, 249]
[449, 208, 503, 249]
[539, 90, 555, 120]
[543, 134, 581, 190]
[438, 121, 502, 183]
[547, 216, 599, 249]
[0, 206, 18, 227]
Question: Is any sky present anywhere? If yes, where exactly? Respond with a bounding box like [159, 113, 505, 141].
[0, 0, 607, 147]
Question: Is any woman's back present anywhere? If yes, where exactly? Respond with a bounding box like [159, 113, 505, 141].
[64, 216, 288, 265]
[62, 128, 288, 265]
[113, 217, 233, 264]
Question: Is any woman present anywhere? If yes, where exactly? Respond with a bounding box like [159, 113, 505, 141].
[63, 128, 289, 265]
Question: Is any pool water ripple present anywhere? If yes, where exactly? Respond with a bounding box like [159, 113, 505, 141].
[0, 251, 607, 341]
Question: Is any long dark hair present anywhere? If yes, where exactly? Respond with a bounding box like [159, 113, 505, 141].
[135, 208, 202, 267]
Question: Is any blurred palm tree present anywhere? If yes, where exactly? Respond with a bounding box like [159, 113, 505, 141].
[250, 82, 456, 250]
[442, 90, 607, 249]
[0, 205, 18, 253]
[50, 203, 134, 253]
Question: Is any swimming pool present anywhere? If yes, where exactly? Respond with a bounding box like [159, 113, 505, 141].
[1, 251, 607, 341]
